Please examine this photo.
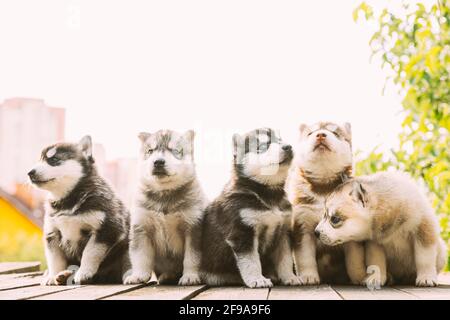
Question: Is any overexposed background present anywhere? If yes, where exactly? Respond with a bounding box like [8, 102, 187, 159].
[0, 0, 407, 199]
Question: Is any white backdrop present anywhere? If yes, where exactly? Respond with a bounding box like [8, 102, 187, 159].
[0, 0, 414, 198]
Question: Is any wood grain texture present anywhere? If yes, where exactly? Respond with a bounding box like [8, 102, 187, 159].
[0, 262, 40, 275]
[395, 285, 450, 300]
[32, 283, 151, 300]
[268, 285, 341, 300]
[194, 287, 269, 300]
[0, 284, 82, 300]
[0, 272, 43, 291]
[104, 284, 207, 300]
[333, 286, 418, 300]
[0, 261, 449, 300]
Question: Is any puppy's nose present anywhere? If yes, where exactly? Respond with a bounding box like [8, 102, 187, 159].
[282, 144, 292, 152]
[314, 229, 321, 238]
[316, 132, 327, 140]
[154, 159, 165, 168]
[28, 169, 36, 178]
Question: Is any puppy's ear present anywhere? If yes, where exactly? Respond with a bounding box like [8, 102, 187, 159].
[343, 122, 351, 135]
[342, 122, 352, 142]
[183, 130, 195, 154]
[299, 124, 310, 136]
[232, 133, 243, 159]
[138, 132, 151, 144]
[79, 134, 92, 157]
[350, 181, 367, 207]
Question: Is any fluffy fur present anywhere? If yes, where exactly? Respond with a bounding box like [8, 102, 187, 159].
[28, 136, 130, 285]
[200, 128, 300, 288]
[124, 130, 207, 285]
[286, 121, 357, 285]
[316, 171, 448, 287]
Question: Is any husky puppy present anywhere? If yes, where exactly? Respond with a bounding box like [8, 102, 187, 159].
[200, 128, 300, 288]
[316, 171, 448, 287]
[286, 122, 363, 285]
[28, 136, 130, 285]
[124, 130, 206, 285]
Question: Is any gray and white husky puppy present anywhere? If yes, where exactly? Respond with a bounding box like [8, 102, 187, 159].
[28, 136, 130, 285]
[124, 130, 207, 285]
[200, 128, 300, 288]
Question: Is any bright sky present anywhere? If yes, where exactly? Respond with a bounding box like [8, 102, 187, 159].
[0, 0, 408, 197]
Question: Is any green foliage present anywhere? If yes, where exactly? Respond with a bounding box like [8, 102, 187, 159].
[354, 1, 450, 267]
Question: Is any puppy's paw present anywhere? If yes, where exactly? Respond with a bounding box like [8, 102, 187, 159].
[123, 272, 151, 285]
[279, 274, 301, 286]
[178, 273, 202, 286]
[298, 271, 320, 285]
[41, 275, 58, 286]
[55, 269, 75, 285]
[416, 274, 438, 287]
[363, 274, 386, 289]
[245, 276, 273, 288]
[73, 269, 95, 285]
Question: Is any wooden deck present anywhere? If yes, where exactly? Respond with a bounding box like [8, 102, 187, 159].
[1, 262, 449, 300]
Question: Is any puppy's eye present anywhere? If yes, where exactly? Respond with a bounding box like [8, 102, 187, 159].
[330, 215, 341, 225]
[47, 157, 61, 166]
[257, 143, 269, 153]
[172, 149, 183, 157]
[332, 131, 340, 137]
[146, 149, 154, 154]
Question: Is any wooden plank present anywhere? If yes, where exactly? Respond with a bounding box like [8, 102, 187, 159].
[0, 284, 82, 300]
[193, 287, 269, 300]
[438, 273, 450, 285]
[104, 284, 207, 300]
[32, 283, 151, 300]
[0, 272, 43, 291]
[0, 262, 41, 275]
[0, 271, 43, 282]
[395, 285, 450, 300]
[268, 285, 341, 300]
[333, 285, 417, 300]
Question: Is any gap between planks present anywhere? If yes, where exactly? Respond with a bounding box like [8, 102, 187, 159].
[103, 284, 208, 300]
[332, 286, 419, 300]
[0, 272, 43, 291]
[0, 262, 41, 275]
[31, 283, 152, 300]
[194, 286, 270, 300]
[268, 285, 342, 300]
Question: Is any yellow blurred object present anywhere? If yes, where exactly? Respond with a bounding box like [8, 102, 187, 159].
[0, 188, 44, 267]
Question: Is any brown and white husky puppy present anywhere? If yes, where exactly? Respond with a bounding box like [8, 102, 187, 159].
[316, 171, 447, 287]
[286, 122, 364, 285]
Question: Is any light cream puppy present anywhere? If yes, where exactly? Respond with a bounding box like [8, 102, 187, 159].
[316, 171, 447, 287]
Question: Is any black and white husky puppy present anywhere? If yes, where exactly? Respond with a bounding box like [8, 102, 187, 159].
[28, 136, 130, 285]
[200, 128, 300, 288]
[124, 130, 207, 285]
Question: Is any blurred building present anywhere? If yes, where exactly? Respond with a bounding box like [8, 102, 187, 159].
[0, 98, 65, 195]
[103, 158, 138, 208]
[0, 97, 136, 222]
[93, 144, 137, 207]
